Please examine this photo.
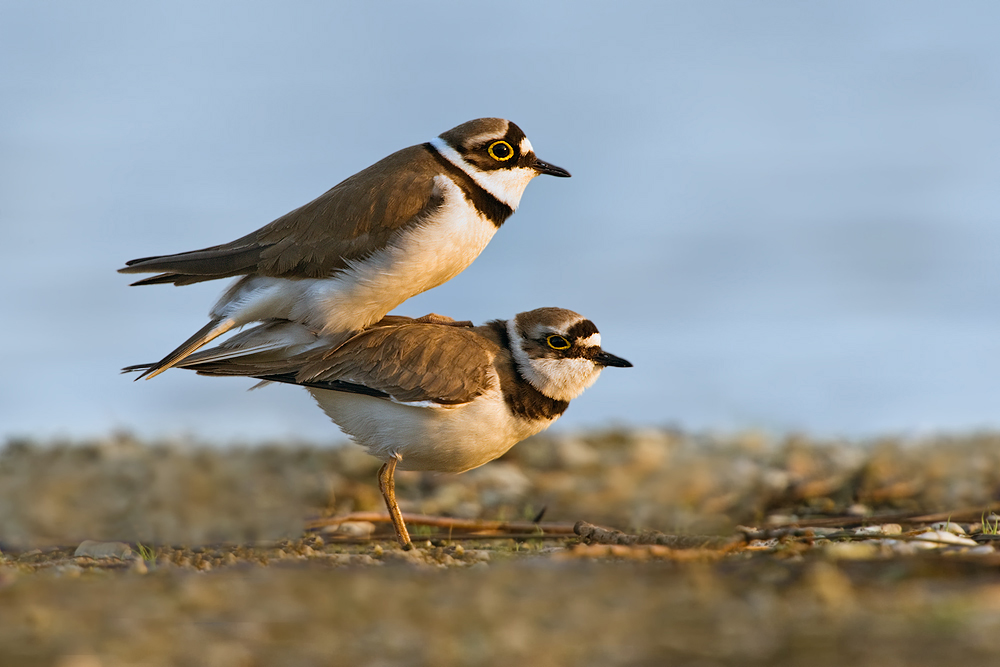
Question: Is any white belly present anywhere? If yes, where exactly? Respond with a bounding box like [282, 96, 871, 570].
[308, 388, 557, 473]
[210, 177, 498, 333]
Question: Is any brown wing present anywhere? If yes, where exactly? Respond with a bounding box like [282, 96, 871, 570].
[119, 144, 444, 285]
[295, 322, 501, 405]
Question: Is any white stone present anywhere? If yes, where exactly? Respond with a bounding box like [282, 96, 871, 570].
[73, 540, 133, 559]
[914, 530, 978, 546]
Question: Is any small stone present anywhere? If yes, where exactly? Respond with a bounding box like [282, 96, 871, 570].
[914, 530, 978, 547]
[966, 545, 996, 555]
[337, 521, 376, 538]
[855, 524, 902, 536]
[73, 540, 133, 560]
[930, 521, 966, 535]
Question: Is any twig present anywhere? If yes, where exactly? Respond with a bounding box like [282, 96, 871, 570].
[321, 532, 571, 544]
[573, 521, 735, 549]
[307, 512, 577, 535]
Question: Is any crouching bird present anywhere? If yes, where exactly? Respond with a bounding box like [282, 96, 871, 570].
[124, 307, 631, 548]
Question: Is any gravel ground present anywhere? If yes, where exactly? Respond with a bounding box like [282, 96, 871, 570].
[3, 429, 1000, 666]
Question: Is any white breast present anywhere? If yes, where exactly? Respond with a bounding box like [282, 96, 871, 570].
[308, 387, 558, 473]
[210, 176, 498, 334]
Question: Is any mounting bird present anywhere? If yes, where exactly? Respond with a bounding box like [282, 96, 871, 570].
[120, 118, 570, 379]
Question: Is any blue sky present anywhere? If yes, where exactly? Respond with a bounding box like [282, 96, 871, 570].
[4, 2, 1000, 442]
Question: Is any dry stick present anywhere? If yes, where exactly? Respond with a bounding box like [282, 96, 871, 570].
[321, 532, 571, 545]
[573, 521, 736, 549]
[307, 512, 577, 535]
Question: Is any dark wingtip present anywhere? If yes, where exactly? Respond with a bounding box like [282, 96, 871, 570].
[121, 364, 155, 381]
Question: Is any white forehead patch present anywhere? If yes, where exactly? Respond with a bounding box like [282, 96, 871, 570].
[577, 332, 601, 347]
[520, 137, 534, 155]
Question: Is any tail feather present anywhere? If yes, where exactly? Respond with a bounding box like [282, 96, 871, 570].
[127, 273, 209, 287]
[119, 243, 267, 286]
[131, 318, 237, 380]
[123, 320, 333, 380]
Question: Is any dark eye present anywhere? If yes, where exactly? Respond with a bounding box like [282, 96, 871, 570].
[488, 140, 514, 161]
[546, 334, 571, 350]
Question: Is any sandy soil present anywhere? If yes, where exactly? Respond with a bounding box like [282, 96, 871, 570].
[3, 429, 1000, 666]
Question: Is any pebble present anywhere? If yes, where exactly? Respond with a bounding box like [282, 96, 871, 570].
[914, 530, 978, 547]
[73, 540, 133, 560]
[855, 524, 902, 536]
[929, 521, 966, 535]
[335, 521, 376, 538]
[965, 545, 996, 556]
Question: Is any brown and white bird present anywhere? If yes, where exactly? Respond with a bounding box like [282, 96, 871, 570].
[119, 118, 570, 379]
[126, 308, 631, 548]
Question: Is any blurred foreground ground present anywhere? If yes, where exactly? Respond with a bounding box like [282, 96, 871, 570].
[3, 429, 1000, 666]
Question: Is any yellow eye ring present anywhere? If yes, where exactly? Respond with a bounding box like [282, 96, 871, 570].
[546, 334, 571, 350]
[488, 140, 514, 161]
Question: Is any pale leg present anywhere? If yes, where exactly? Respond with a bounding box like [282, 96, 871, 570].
[378, 452, 412, 550]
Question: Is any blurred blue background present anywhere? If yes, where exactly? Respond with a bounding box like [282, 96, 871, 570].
[4, 1, 1000, 443]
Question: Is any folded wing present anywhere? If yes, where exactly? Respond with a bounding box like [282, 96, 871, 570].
[119, 145, 443, 285]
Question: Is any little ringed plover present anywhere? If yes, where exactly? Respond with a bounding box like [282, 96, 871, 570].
[120, 118, 570, 379]
[125, 307, 631, 549]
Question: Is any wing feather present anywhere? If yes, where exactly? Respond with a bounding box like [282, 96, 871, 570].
[297, 323, 500, 405]
[119, 145, 443, 285]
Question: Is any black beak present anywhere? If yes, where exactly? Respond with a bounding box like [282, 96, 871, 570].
[533, 158, 571, 178]
[594, 351, 632, 368]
